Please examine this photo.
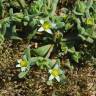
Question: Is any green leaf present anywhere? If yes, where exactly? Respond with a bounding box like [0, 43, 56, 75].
[86, 0, 93, 9]
[65, 23, 73, 31]
[72, 52, 81, 63]
[78, 34, 86, 40]
[0, 0, 3, 16]
[36, 57, 52, 69]
[68, 47, 75, 53]
[61, 47, 68, 54]
[24, 47, 31, 61]
[27, 29, 37, 40]
[9, 8, 13, 20]
[11, 36, 22, 40]
[51, 0, 58, 15]
[16, 0, 26, 10]
[56, 22, 65, 29]
[32, 44, 52, 57]
[18, 71, 28, 78]
[86, 37, 94, 43]
[76, 1, 86, 13]
[30, 57, 39, 64]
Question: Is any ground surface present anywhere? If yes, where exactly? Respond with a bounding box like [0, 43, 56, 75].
[0, 40, 96, 96]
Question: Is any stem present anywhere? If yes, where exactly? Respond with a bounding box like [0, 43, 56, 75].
[45, 44, 54, 58]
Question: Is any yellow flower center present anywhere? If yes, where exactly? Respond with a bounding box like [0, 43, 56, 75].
[85, 18, 94, 25]
[20, 60, 28, 67]
[42, 21, 51, 30]
[51, 68, 60, 77]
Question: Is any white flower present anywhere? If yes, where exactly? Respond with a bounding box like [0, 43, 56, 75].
[38, 20, 56, 34]
[16, 59, 29, 72]
[49, 64, 63, 82]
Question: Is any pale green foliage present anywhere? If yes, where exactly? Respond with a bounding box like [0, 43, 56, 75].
[0, 0, 96, 83]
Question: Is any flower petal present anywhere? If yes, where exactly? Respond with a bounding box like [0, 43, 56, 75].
[55, 76, 60, 82]
[46, 29, 52, 34]
[17, 59, 22, 63]
[49, 75, 54, 81]
[52, 23, 56, 28]
[60, 70, 63, 74]
[49, 69, 52, 73]
[21, 67, 26, 71]
[40, 20, 44, 24]
[38, 27, 44, 32]
[16, 64, 21, 67]
[54, 64, 59, 68]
